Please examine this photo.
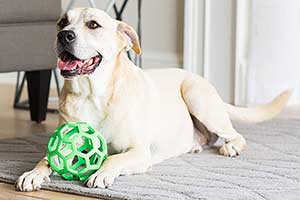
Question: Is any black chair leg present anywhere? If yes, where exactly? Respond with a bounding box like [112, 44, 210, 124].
[25, 70, 52, 123]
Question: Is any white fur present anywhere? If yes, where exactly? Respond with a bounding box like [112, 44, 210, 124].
[15, 8, 290, 191]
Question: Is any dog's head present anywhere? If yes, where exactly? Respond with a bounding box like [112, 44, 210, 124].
[56, 8, 141, 78]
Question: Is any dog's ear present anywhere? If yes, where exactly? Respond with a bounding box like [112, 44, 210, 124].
[117, 21, 141, 55]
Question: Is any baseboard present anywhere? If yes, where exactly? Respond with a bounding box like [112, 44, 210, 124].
[0, 72, 59, 88]
[0, 72, 17, 85]
[142, 51, 183, 69]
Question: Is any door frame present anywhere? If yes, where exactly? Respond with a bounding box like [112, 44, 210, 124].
[234, 1, 251, 106]
[183, 0, 205, 76]
[183, 0, 237, 103]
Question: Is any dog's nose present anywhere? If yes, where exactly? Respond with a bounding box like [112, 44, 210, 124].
[57, 30, 76, 44]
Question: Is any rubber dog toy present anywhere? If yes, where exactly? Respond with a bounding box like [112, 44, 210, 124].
[47, 122, 107, 181]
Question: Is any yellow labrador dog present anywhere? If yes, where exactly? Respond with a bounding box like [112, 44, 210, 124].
[16, 8, 290, 191]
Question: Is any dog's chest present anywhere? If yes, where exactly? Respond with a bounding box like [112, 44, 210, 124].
[99, 110, 134, 153]
[60, 94, 106, 131]
[60, 94, 132, 153]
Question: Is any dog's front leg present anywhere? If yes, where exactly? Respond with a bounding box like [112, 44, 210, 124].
[15, 118, 66, 191]
[86, 148, 151, 188]
[15, 156, 51, 191]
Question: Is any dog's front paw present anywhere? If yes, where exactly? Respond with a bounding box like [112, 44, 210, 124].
[85, 168, 119, 189]
[15, 169, 51, 192]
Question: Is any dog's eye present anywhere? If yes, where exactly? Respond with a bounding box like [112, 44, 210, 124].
[57, 16, 69, 30]
[87, 21, 101, 29]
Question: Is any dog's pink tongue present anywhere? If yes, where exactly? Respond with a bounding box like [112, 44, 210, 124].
[58, 60, 83, 70]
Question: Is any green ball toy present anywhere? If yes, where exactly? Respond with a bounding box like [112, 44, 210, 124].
[47, 122, 107, 181]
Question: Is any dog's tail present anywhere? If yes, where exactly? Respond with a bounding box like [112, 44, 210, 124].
[225, 90, 292, 123]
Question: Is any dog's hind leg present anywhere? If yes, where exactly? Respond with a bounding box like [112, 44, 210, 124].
[181, 75, 246, 157]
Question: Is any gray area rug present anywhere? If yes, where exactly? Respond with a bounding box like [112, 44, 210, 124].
[0, 118, 299, 200]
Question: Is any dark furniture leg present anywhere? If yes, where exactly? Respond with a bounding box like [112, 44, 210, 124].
[13, 70, 60, 113]
[26, 70, 52, 123]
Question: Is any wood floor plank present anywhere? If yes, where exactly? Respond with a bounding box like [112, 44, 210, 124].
[0, 183, 100, 200]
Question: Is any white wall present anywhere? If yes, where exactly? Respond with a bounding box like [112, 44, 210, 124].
[246, 0, 300, 105]
[185, 0, 300, 105]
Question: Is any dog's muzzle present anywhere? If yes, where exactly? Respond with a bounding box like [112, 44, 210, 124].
[58, 51, 102, 78]
[56, 30, 102, 78]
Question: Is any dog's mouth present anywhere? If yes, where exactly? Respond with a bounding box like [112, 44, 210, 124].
[58, 51, 102, 78]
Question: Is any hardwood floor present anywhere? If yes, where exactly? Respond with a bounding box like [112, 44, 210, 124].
[0, 183, 98, 200]
[0, 84, 98, 200]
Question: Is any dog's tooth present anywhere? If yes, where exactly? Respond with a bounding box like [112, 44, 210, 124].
[89, 65, 94, 70]
[94, 57, 100, 63]
[88, 59, 93, 65]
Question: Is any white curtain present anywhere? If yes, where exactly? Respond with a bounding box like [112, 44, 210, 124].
[246, 0, 300, 105]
